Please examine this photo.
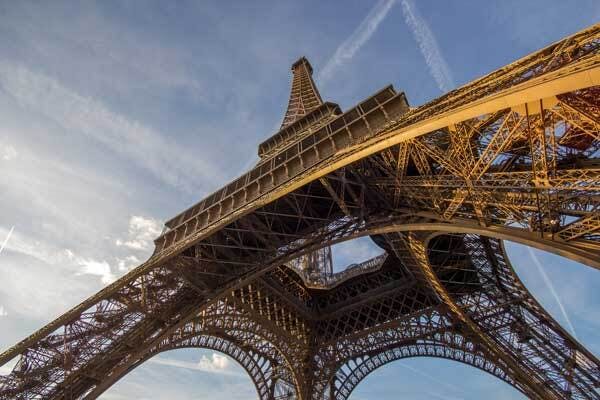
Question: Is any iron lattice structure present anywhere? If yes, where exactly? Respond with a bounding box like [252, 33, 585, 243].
[2, 24, 600, 400]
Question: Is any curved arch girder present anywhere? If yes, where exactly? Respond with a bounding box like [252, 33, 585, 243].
[132, 335, 275, 400]
[80, 300, 302, 400]
[308, 232, 599, 400]
[331, 341, 515, 400]
[394, 231, 600, 399]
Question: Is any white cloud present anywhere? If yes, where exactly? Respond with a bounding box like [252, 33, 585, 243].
[78, 259, 116, 285]
[1, 145, 18, 161]
[319, 0, 397, 83]
[0, 134, 130, 245]
[0, 226, 115, 319]
[117, 255, 141, 272]
[198, 353, 229, 371]
[0, 62, 224, 192]
[400, 0, 455, 93]
[0, 305, 8, 317]
[0, 225, 115, 287]
[149, 352, 240, 376]
[115, 216, 162, 251]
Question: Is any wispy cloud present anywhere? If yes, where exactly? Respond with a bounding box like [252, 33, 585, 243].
[0, 62, 224, 192]
[527, 247, 578, 339]
[400, 364, 466, 396]
[149, 353, 242, 376]
[117, 255, 141, 273]
[77, 259, 116, 285]
[0, 226, 14, 256]
[427, 393, 465, 400]
[0, 224, 142, 294]
[319, 0, 396, 83]
[115, 216, 163, 251]
[1, 144, 18, 161]
[400, 0, 455, 93]
[0, 222, 151, 319]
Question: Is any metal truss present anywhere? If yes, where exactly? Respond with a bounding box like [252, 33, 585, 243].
[85, 300, 302, 400]
[278, 57, 324, 131]
[315, 234, 600, 400]
[2, 23, 600, 400]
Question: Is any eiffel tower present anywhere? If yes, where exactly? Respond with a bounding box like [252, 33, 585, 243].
[2, 24, 600, 400]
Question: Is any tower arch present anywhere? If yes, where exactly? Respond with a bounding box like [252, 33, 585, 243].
[89, 316, 300, 400]
[306, 231, 600, 399]
[328, 342, 517, 400]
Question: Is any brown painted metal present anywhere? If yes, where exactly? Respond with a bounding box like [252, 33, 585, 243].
[2, 23, 600, 400]
[279, 57, 324, 131]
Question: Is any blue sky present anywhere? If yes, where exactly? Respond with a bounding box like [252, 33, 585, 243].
[0, 1, 599, 399]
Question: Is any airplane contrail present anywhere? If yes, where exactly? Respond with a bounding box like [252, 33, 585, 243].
[400, 0, 455, 93]
[527, 247, 578, 339]
[319, 0, 396, 83]
[0, 226, 14, 256]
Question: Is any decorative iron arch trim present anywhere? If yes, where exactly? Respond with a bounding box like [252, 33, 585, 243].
[328, 341, 518, 400]
[89, 326, 297, 400]
[101, 335, 271, 400]
[81, 307, 302, 400]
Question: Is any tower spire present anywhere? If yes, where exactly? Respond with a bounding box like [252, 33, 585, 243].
[280, 57, 323, 129]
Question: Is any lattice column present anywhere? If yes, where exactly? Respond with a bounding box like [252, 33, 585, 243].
[280, 57, 323, 129]
[398, 232, 600, 399]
